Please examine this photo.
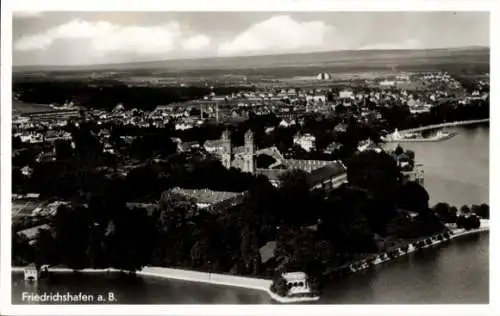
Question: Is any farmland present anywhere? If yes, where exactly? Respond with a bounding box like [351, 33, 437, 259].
[13, 46, 489, 83]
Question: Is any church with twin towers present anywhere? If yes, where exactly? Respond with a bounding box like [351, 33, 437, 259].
[205, 129, 348, 189]
[219, 129, 256, 173]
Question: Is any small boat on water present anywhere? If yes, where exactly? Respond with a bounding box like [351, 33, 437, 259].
[383, 129, 456, 142]
[430, 130, 457, 141]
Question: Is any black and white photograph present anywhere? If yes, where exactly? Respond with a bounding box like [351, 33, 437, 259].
[0, 1, 495, 314]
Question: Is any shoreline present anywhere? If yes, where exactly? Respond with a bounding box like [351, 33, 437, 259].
[341, 219, 489, 275]
[12, 220, 488, 304]
[12, 266, 317, 303]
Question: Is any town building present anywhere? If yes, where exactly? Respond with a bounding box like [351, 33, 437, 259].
[278, 119, 297, 127]
[379, 80, 396, 87]
[43, 130, 72, 143]
[168, 187, 247, 214]
[339, 89, 354, 99]
[282, 272, 312, 296]
[316, 72, 331, 80]
[293, 133, 316, 152]
[306, 94, 327, 103]
[15, 132, 44, 144]
[323, 141, 342, 154]
[357, 139, 383, 153]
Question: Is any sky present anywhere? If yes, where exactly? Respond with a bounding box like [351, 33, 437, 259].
[12, 11, 490, 66]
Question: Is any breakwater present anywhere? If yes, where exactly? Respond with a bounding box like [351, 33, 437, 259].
[382, 131, 456, 143]
[396, 119, 489, 134]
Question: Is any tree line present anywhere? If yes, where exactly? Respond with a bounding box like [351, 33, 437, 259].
[14, 81, 254, 111]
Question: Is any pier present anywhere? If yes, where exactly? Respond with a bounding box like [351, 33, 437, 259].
[382, 119, 489, 143]
[394, 119, 489, 134]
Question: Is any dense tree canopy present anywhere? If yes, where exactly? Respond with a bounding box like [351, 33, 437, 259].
[398, 181, 430, 211]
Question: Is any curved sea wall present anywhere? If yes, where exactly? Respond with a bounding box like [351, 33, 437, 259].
[139, 267, 272, 291]
[12, 266, 272, 292]
[12, 265, 303, 303]
[13, 265, 317, 303]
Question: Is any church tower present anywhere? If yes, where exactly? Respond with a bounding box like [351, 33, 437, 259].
[221, 129, 232, 169]
[243, 129, 255, 173]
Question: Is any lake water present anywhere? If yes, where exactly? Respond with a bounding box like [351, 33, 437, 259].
[385, 125, 489, 207]
[12, 126, 489, 304]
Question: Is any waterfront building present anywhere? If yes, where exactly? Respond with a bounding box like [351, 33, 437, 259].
[401, 164, 424, 184]
[282, 272, 312, 296]
[357, 139, 383, 153]
[24, 264, 38, 281]
[409, 106, 431, 114]
[395, 153, 412, 170]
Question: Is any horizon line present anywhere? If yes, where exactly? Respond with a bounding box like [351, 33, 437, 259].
[13, 45, 490, 70]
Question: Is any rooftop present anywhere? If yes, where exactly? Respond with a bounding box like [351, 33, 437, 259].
[204, 139, 225, 148]
[282, 272, 308, 282]
[256, 146, 284, 160]
[17, 224, 51, 240]
[169, 187, 245, 205]
[285, 159, 332, 172]
[259, 241, 277, 264]
[12, 200, 43, 218]
[307, 162, 347, 187]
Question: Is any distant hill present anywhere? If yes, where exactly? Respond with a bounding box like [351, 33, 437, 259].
[13, 47, 490, 80]
[13, 46, 489, 74]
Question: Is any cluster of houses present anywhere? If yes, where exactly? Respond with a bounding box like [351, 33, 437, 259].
[418, 72, 463, 90]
